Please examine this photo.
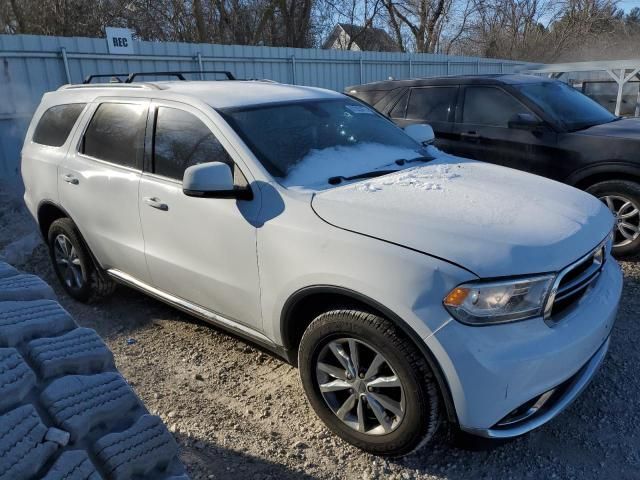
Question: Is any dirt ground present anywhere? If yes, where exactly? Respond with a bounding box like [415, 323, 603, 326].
[2, 183, 639, 480]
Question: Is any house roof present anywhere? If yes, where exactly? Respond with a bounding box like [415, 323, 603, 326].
[322, 23, 400, 52]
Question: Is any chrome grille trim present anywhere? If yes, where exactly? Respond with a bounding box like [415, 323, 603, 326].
[543, 239, 607, 320]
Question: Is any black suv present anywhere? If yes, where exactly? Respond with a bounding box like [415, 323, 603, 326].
[347, 74, 640, 257]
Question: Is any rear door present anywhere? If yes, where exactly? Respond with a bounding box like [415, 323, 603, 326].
[389, 86, 458, 153]
[60, 99, 151, 282]
[451, 85, 558, 176]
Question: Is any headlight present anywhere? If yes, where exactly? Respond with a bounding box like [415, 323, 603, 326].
[443, 274, 555, 325]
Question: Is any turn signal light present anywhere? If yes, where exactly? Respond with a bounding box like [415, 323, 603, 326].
[444, 287, 470, 306]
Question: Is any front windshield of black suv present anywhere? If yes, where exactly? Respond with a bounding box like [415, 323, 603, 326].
[515, 81, 617, 131]
[221, 98, 427, 188]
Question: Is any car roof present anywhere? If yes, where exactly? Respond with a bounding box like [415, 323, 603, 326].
[56, 80, 343, 109]
[347, 74, 553, 92]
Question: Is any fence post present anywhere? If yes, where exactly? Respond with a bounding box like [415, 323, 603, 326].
[196, 52, 204, 79]
[408, 56, 412, 78]
[500, 62, 504, 73]
[359, 55, 364, 84]
[446, 61, 450, 76]
[291, 55, 297, 85]
[476, 59, 480, 74]
[60, 47, 72, 84]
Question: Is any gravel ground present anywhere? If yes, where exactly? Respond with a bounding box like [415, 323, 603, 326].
[1, 184, 638, 480]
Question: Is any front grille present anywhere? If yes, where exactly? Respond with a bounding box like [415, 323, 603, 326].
[546, 242, 606, 319]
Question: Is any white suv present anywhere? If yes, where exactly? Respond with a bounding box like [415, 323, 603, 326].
[21, 74, 622, 456]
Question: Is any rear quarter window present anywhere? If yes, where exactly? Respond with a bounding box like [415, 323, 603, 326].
[32, 104, 86, 147]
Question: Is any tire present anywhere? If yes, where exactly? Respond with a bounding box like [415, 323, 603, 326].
[47, 218, 116, 303]
[298, 309, 441, 456]
[0, 260, 187, 480]
[586, 180, 640, 258]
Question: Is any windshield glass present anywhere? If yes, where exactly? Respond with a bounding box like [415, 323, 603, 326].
[515, 82, 616, 131]
[221, 99, 426, 188]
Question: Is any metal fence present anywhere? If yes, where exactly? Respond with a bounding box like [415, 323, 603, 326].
[0, 34, 523, 182]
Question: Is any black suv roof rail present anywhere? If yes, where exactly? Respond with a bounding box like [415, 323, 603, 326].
[82, 70, 236, 84]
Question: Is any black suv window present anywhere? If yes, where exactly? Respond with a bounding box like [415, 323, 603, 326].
[153, 107, 245, 185]
[406, 87, 457, 122]
[463, 86, 532, 127]
[82, 103, 147, 168]
[389, 91, 409, 118]
[33, 104, 86, 147]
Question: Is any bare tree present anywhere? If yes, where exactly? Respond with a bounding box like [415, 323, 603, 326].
[383, 0, 455, 52]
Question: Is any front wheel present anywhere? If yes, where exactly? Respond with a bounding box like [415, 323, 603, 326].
[587, 180, 640, 258]
[298, 309, 441, 456]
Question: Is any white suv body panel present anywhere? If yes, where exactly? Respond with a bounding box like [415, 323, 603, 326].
[21, 81, 622, 438]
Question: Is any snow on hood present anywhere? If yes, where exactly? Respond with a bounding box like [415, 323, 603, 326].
[281, 143, 424, 189]
[311, 148, 614, 277]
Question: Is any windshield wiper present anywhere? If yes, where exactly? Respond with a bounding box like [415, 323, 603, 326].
[328, 169, 399, 185]
[393, 155, 434, 166]
[328, 156, 435, 185]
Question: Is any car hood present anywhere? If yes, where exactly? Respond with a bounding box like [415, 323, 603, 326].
[576, 117, 640, 139]
[311, 155, 613, 278]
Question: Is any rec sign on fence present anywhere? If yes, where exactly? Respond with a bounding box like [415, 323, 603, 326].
[105, 27, 134, 55]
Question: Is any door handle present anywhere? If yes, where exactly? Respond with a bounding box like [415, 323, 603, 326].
[143, 197, 168, 211]
[62, 174, 79, 185]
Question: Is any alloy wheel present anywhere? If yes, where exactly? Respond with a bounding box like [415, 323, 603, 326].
[600, 195, 640, 247]
[53, 234, 86, 289]
[315, 338, 405, 435]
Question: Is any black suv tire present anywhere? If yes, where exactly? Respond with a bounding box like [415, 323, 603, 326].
[298, 309, 441, 456]
[47, 218, 116, 302]
[587, 180, 640, 258]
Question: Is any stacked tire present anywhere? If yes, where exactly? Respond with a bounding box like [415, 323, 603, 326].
[0, 261, 187, 479]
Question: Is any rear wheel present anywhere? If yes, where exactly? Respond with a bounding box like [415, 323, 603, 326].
[47, 218, 116, 302]
[298, 309, 441, 456]
[587, 180, 640, 258]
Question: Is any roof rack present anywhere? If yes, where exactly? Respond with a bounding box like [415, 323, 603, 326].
[82, 70, 235, 84]
[83, 73, 129, 84]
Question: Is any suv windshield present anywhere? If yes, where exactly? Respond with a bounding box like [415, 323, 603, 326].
[515, 82, 617, 131]
[221, 99, 426, 188]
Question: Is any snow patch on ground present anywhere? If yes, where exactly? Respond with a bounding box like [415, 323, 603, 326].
[281, 143, 424, 188]
[0, 232, 42, 265]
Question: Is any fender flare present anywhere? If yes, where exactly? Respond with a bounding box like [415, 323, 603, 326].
[566, 161, 640, 188]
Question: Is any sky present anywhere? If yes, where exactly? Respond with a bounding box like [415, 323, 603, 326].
[619, 0, 640, 11]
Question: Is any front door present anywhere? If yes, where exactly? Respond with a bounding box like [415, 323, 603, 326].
[59, 99, 151, 283]
[138, 101, 262, 328]
[450, 85, 558, 178]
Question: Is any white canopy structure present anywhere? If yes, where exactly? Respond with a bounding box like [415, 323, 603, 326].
[522, 59, 640, 116]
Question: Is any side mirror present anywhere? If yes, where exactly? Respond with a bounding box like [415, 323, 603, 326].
[183, 162, 252, 200]
[508, 113, 544, 130]
[404, 124, 435, 145]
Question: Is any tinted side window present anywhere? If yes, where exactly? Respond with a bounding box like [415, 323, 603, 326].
[82, 103, 147, 168]
[389, 91, 409, 118]
[406, 87, 457, 122]
[33, 104, 86, 147]
[463, 87, 532, 127]
[153, 107, 244, 184]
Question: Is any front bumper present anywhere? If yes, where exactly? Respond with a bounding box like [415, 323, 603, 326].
[465, 335, 609, 438]
[424, 255, 622, 436]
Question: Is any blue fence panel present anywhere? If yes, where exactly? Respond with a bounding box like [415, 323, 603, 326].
[0, 33, 524, 183]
